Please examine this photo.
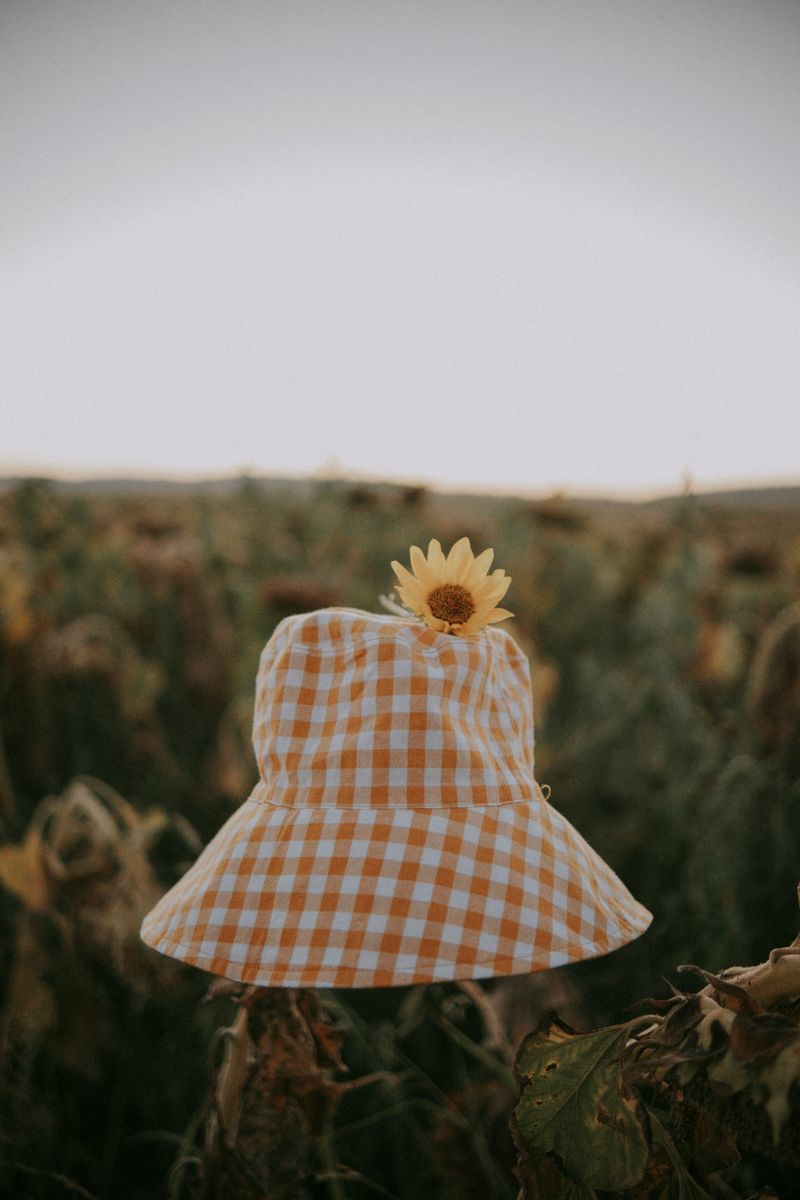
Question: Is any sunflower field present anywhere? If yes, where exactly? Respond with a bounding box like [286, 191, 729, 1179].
[1, 475, 799, 1199]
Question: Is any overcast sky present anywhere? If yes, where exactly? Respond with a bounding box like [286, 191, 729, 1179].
[1, 0, 798, 494]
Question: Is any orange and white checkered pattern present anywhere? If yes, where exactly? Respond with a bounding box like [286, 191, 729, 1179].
[140, 609, 651, 987]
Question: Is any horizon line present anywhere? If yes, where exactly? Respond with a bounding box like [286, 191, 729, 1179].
[2, 464, 800, 505]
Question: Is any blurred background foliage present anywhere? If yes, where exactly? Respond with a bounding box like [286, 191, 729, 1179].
[1, 475, 799, 1199]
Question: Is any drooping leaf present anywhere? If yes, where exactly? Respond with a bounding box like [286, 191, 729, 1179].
[514, 1015, 648, 1191]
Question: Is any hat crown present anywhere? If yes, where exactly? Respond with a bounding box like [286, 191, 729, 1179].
[252, 608, 534, 810]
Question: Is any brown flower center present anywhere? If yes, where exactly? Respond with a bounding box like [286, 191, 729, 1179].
[427, 584, 475, 625]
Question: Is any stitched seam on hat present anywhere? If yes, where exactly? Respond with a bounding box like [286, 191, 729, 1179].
[245, 777, 550, 809]
[245, 781, 541, 810]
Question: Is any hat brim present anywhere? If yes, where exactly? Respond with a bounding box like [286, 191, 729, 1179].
[140, 785, 651, 988]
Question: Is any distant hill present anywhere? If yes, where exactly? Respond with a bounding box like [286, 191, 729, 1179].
[0, 473, 310, 498]
[570, 485, 800, 515]
[645, 486, 800, 512]
[1, 473, 799, 513]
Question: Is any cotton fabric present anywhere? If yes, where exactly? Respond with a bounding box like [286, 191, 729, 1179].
[140, 608, 651, 987]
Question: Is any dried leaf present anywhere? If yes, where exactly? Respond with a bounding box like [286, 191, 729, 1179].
[0, 830, 50, 911]
[729, 1011, 799, 1067]
[677, 965, 764, 1014]
[659, 994, 712, 1046]
[205, 988, 346, 1200]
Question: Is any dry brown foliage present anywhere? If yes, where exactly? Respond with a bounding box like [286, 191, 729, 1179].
[193, 986, 347, 1200]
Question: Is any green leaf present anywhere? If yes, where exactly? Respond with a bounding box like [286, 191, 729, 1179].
[514, 1015, 648, 1191]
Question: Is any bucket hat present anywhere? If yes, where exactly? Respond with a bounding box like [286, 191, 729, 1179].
[140, 543, 651, 988]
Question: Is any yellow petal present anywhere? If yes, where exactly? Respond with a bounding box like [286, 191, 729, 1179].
[409, 544, 437, 589]
[461, 547, 494, 590]
[471, 579, 502, 602]
[453, 616, 479, 637]
[495, 575, 512, 600]
[457, 607, 514, 636]
[472, 583, 510, 609]
[396, 583, 426, 613]
[427, 539, 447, 576]
[483, 608, 514, 624]
[391, 560, 417, 589]
[473, 576, 511, 605]
[472, 567, 507, 593]
[445, 537, 473, 583]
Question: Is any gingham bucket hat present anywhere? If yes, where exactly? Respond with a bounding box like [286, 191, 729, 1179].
[141, 582, 651, 988]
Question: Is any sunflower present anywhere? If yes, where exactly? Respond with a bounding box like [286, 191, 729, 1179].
[391, 537, 513, 637]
